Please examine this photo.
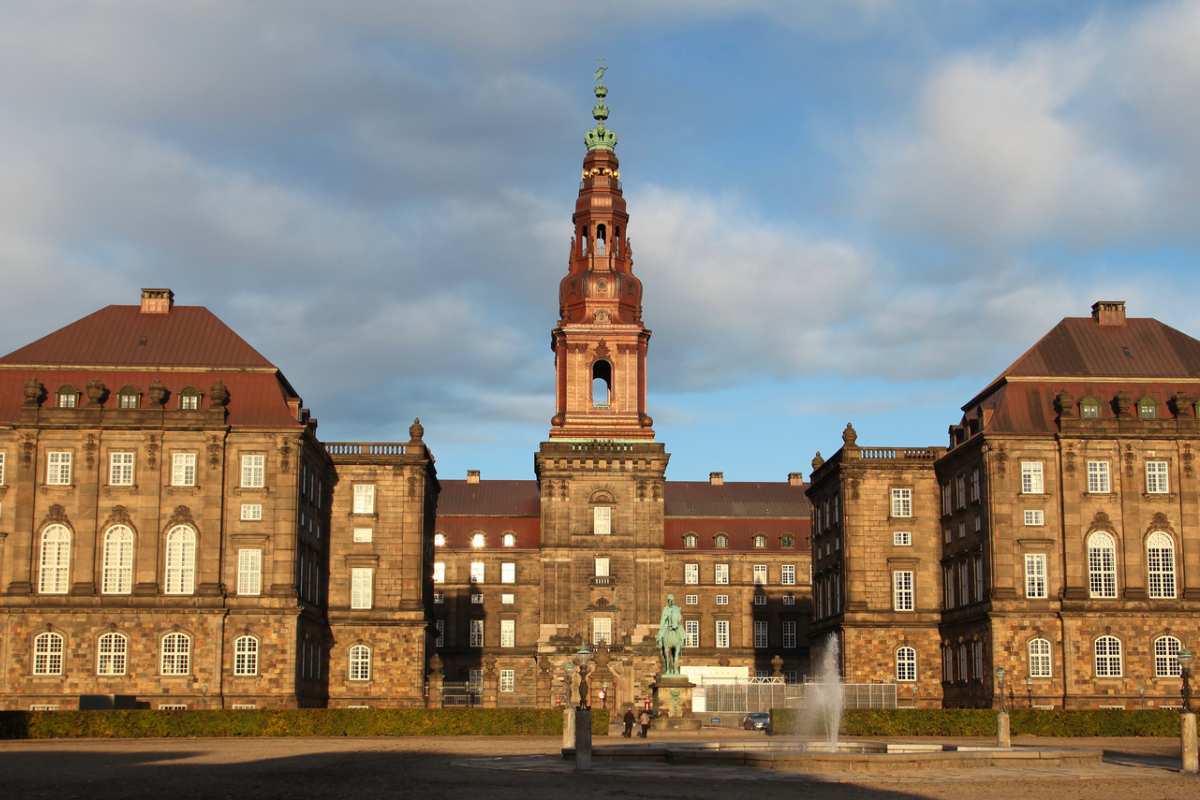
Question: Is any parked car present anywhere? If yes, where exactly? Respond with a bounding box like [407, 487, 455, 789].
[742, 712, 771, 731]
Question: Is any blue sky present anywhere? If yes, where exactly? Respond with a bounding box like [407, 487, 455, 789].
[2, 1, 1198, 481]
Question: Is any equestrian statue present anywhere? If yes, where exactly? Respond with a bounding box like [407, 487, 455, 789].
[656, 594, 684, 676]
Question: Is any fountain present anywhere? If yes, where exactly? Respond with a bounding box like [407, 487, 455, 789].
[806, 633, 845, 749]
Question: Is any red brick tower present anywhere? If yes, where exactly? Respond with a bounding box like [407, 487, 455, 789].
[549, 70, 653, 440]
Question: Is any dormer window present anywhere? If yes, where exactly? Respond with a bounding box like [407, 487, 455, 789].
[781, 535, 795, 548]
[433, 532, 446, 547]
[1137, 397, 1157, 419]
[682, 533, 697, 549]
[179, 388, 200, 411]
[470, 532, 486, 549]
[714, 533, 729, 549]
[753, 534, 767, 549]
[502, 532, 516, 547]
[1080, 397, 1100, 419]
[57, 387, 78, 409]
[117, 388, 139, 409]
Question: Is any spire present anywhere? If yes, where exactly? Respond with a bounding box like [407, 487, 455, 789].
[585, 63, 618, 152]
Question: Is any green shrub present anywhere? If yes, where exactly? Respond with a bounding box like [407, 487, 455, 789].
[0, 707, 609, 740]
[768, 707, 1180, 738]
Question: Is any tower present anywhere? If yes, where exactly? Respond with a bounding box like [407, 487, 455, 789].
[549, 68, 653, 440]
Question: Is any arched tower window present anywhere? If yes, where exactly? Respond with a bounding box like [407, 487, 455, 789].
[592, 360, 611, 408]
[580, 226, 589, 256]
[596, 223, 606, 256]
[614, 226, 621, 255]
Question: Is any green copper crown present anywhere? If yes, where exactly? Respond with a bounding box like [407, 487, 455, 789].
[585, 65, 617, 151]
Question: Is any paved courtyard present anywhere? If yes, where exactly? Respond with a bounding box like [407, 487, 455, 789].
[0, 732, 1195, 799]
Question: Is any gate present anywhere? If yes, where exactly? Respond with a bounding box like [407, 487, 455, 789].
[441, 681, 481, 707]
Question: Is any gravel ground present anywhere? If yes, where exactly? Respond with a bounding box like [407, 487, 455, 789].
[0, 734, 1195, 800]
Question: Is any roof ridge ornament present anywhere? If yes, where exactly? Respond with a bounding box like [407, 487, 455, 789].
[585, 61, 617, 151]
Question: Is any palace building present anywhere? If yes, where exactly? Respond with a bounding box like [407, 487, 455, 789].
[0, 76, 1195, 712]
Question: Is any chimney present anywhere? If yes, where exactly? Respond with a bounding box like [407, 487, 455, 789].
[787, 472, 803, 487]
[140, 288, 174, 314]
[466, 469, 480, 484]
[1091, 300, 1126, 327]
[709, 471, 724, 486]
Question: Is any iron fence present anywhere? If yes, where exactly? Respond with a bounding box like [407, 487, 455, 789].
[700, 677, 896, 713]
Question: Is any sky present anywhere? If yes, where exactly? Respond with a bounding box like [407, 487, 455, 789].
[3, 0, 1199, 482]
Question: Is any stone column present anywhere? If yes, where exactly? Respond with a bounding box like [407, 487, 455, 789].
[1182, 712, 1198, 774]
[575, 708, 592, 771]
[997, 711, 1011, 749]
[562, 706, 576, 754]
[426, 654, 444, 709]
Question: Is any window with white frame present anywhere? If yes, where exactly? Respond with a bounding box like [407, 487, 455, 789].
[592, 616, 612, 646]
[58, 390, 77, 408]
[469, 561, 484, 584]
[350, 568, 373, 609]
[501, 593, 514, 605]
[240, 454, 265, 489]
[501, 562, 516, 584]
[241, 503, 263, 522]
[782, 593, 795, 606]
[1146, 461, 1169, 494]
[684, 620, 699, 648]
[352, 527, 372, 543]
[499, 669, 515, 693]
[433, 592, 445, 604]
[33, 632, 64, 675]
[1024, 553, 1047, 599]
[893, 570, 914, 611]
[594, 557, 610, 578]
[118, 391, 138, 409]
[781, 564, 796, 585]
[684, 563, 698, 585]
[1087, 531, 1118, 599]
[432, 561, 445, 584]
[469, 619, 484, 648]
[1020, 461, 1044, 494]
[715, 619, 730, 649]
[714, 533, 729, 548]
[1086, 460, 1111, 494]
[782, 620, 797, 648]
[1024, 509, 1044, 526]
[46, 451, 72, 485]
[352, 484, 375, 514]
[684, 594, 698, 605]
[164, 526, 196, 595]
[348, 644, 371, 681]
[1154, 635, 1182, 678]
[108, 451, 135, 487]
[1028, 638, 1052, 678]
[233, 635, 259, 676]
[896, 646, 917, 682]
[0, 451, 6, 485]
[161, 632, 191, 675]
[752, 564, 768, 585]
[1094, 635, 1122, 677]
[1146, 531, 1177, 599]
[471, 592, 485, 605]
[593, 505, 611, 535]
[434, 532, 446, 547]
[180, 392, 200, 411]
[471, 532, 486, 548]
[170, 452, 196, 487]
[893, 531, 912, 546]
[237, 548, 262, 596]
[753, 620, 768, 648]
[433, 619, 445, 647]
[468, 669, 482, 693]
[715, 594, 729, 606]
[500, 619, 516, 648]
[890, 488, 912, 518]
[753, 534, 767, 549]
[715, 563, 729, 585]
[753, 593, 767, 606]
[502, 532, 516, 547]
[682, 533, 697, 549]
[97, 632, 127, 676]
[100, 525, 134, 595]
[38, 524, 71, 594]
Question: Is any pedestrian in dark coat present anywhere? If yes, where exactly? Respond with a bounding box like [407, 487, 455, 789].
[622, 707, 635, 738]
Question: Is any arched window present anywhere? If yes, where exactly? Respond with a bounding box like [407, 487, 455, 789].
[1154, 635, 1182, 678]
[1086, 531, 1117, 598]
[33, 632, 64, 675]
[164, 526, 196, 595]
[1146, 531, 1177, 599]
[753, 535, 767, 549]
[233, 635, 259, 676]
[161, 632, 191, 675]
[1137, 397, 1157, 419]
[470, 532, 486, 549]
[97, 632, 128, 676]
[433, 532, 446, 547]
[682, 533, 697, 549]
[38, 525, 71, 594]
[502, 532, 516, 548]
[101, 525, 134, 595]
[596, 223, 607, 256]
[714, 533, 729, 549]
[1028, 638, 1052, 678]
[349, 644, 371, 681]
[1094, 635, 1122, 678]
[1080, 397, 1101, 419]
[895, 646, 917, 682]
[592, 360, 611, 408]
[781, 535, 795, 548]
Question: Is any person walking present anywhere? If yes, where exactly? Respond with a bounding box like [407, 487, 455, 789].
[638, 708, 651, 738]
[622, 707, 635, 738]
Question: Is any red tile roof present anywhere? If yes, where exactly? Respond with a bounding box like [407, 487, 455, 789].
[437, 480, 541, 516]
[663, 482, 811, 518]
[978, 381, 1197, 435]
[664, 518, 811, 551]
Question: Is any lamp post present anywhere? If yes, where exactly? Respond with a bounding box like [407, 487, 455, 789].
[573, 645, 593, 709]
[1179, 647, 1197, 774]
[1025, 675, 1033, 709]
[1180, 648, 1194, 714]
[571, 645, 594, 771]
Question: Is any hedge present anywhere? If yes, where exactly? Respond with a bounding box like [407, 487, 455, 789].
[769, 708, 1182, 738]
[0, 707, 610, 740]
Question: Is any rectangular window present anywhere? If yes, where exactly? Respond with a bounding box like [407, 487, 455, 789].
[180, 393, 200, 411]
[684, 594, 698, 605]
[1024, 553, 1047, 599]
[959, 561, 969, 604]
[470, 561, 485, 584]
[500, 619, 515, 648]
[241, 503, 263, 521]
[1024, 509, 1045, 526]
[752, 564, 768, 586]
[970, 469, 980, 502]
[468, 669, 482, 693]
[470, 593, 484, 604]
[1086, 460, 1111, 493]
[1146, 461, 1169, 494]
[974, 556, 984, 601]
[171, 452, 196, 487]
[434, 619, 445, 648]
[1020, 461, 1044, 494]
[890, 488, 913, 518]
[941, 484, 951, 516]
[499, 669, 515, 693]
[782, 620, 797, 648]
[501, 562, 516, 584]
[955, 475, 966, 510]
[782, 593, 795, 606]
[781, 564, 796, 585]
[893, 530, 912, 546]
[715, 620, 730, 649]
[350, 567, 373, 609]
[594, 557, 610, 578]
[592, 617, 612, 646]
[469, 619, 484, 648]
[715, 594, 729, 606]
[684, 620, 699, 648]
[58, 392, 77, 408]
[352, 527, 373, 543]
[944, 565, 954, 608]
[958, 521, 966, 539]
[893, 570, 914, 611]
[432, 561, 445, 584]
[46, 451, 72, 485]
[714, 563, 729, 585]
[237, 548, 262, 596]
[352, 484, 376, 514]
[433, 592, 445, 604]
[108, 451, 135, 486]
[501, 592, 514, 605]
[684, 563, 699, 585]
[753, 593, 767, 606]
[0, 451, 5, 485]
[240, 454, 265, 489]
[593, 505, 612, 535]
[753, 620, 768, 648]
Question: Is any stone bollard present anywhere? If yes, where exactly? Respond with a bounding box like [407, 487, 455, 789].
[997, 711, 1011, 749]
[575, 708, 593, 771]
[562, 706, 575, 755]
[1182, 712, 1198, 775]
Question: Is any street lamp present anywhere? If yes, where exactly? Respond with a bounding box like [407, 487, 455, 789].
[1179, 647, 1194, 714]
[573, 645, 593, 709]
[996, 667, 1007, 712]
[1025, 675, 1033, 709]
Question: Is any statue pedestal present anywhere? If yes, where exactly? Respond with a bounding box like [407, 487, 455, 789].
[651, 674, 701, 731]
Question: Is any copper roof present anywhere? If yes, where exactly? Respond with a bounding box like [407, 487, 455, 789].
[664, 482, 811, 518]
[438, 480, 541, 516]
[980, 381, 1197, 435]
[0, 305, 274, 369]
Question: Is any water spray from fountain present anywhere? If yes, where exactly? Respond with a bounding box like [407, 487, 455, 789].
[804, 633, 844, 748]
